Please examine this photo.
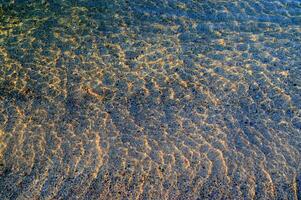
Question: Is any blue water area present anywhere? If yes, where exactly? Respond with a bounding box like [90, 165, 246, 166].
[0, 0, 300, 199]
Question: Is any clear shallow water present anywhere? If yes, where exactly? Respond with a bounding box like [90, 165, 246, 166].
[0, 0, 301, 199]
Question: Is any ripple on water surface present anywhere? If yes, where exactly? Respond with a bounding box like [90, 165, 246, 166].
[0, 0, 301, 199]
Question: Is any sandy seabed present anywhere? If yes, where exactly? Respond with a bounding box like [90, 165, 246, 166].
[0, 0, 301, 199]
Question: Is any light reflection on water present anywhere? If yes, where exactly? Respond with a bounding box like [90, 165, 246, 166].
[0, 0, 301, 199]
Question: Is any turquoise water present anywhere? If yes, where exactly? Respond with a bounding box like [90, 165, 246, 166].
[0, 0, 301, 199]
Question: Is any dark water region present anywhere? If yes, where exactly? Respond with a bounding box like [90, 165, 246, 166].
[0, 0, 301, 199]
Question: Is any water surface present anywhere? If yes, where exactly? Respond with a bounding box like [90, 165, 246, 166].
[0, 0, 301, 199]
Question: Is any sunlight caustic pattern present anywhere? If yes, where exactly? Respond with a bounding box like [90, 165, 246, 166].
[0, 0, 301, 199]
